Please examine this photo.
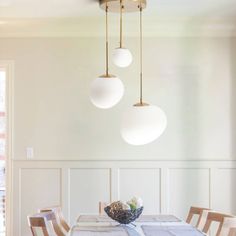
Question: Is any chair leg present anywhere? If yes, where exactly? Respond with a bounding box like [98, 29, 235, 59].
[30, 227, 36, 236]
[42, 227, 50, 236]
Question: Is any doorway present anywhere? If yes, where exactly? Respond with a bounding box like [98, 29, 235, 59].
[0, 69, 6, 236]
[0, 62, 13, 236]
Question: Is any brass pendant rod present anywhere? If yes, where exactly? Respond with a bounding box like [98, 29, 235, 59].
[105, 1, 109, 76]
[119, 0, 123, 48]
[139, 3, 143, 105]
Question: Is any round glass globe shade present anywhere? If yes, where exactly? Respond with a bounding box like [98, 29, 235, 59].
[112, 47, 133, 68]
[121, 105, 167, 145]
[90, 75, 124, 109]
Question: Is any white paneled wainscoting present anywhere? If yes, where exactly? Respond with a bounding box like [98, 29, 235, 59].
[12, 160, 236, 236]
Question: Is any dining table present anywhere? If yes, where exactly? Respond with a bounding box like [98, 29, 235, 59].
[69, 214, 206, 236]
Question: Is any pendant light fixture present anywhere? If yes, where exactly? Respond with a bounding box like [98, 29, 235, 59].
[90, 1, 124, 109]
[120, 2, 167, 145]
[112, 0, 133, 68]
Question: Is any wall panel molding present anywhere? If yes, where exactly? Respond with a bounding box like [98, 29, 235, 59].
[12, 160, 236, 236]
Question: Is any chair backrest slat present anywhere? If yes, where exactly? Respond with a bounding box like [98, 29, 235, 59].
[40, 206, 70, 233]
[202, 212, 235, 236]
[186, 206, 210, 229]
[28, 212, 51, 236]
[99, 202, 108, 215]
[28, 211, 65, 236]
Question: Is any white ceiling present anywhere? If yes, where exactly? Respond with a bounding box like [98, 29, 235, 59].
[0, 0, 236, 36]
[0, 0, 236, 18]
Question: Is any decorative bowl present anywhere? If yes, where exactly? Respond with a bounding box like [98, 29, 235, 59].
[104, 205, 143, 224]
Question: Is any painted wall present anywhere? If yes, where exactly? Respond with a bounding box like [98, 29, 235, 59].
[0, 36, 234, 160]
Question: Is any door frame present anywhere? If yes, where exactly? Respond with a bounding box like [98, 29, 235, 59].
[0, 60, 14, 236]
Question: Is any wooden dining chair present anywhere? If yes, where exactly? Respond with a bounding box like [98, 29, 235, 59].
[202, 211, 235, 236]
[99, 202, 108, 215]
[28, 211, 65, 236]
[186, 206, 211, 229]
[40, 206, 70, 233]
[228, 227, 236, 236]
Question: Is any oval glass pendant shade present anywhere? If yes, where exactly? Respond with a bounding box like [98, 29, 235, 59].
[90, 75, 124, 109]
[120, 4, 167, 145]
[113, 47, 133, 68]
[121, 105, 167, 145]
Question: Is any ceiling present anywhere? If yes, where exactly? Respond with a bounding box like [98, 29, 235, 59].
[0, 0, 236, 37]
[0, 0, 235, 18]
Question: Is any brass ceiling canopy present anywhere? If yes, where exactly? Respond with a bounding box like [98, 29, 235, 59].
[99, 0, 146, 13]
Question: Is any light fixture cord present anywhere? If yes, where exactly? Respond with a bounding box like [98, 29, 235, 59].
[120, 0, 123, 48]
[139, 2, 143, 105]
[106, 2, 109, 76]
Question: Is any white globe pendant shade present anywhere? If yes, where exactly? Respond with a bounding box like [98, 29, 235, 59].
[90, 75, 124, 109]
[113, 47, 133, 68]
[121, 104, 167, 145]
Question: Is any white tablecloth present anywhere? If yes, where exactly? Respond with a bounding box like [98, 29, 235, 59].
[70, 215, 206, 236]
